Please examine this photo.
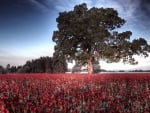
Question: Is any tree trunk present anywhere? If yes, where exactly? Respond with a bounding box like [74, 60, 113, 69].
[87, 57, 93, 74]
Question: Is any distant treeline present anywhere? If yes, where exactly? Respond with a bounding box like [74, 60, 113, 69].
[0, 55, 67, 74]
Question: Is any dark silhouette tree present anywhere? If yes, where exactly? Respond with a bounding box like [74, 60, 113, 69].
[45, 57, 53, 73]
[16, 56, 67, 74]
[6, 64, 10, 73]
[10, 66, 17, 73]
[52, 3, 150, 74]
[52, 54, 68, 73]
[0, 65, 6, 74]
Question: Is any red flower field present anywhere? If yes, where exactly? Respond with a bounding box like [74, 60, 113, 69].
[0, 73, 150, 113]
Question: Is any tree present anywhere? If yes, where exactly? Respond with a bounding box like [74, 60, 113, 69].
[52, 54, 68, 73]
[0, 65, 6, 74]
[53, 3, 150, 74]
[6, 64, 10, 73]
[16, 56, 67, 74]
[10, 66, 17, 73]
[45, 57, 53, 73]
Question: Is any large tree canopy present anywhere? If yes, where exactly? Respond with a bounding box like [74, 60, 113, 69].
[52, 3, 150, 74]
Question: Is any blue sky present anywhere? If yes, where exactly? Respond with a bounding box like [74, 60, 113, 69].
[0, 0, 150, 70]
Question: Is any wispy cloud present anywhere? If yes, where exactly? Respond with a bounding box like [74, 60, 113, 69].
[51, 0, 92, 12]
[26, 0, 51, 13]
[25, 0, 150, 26]
[50, 0, 139, 18]
[115, 0, 140, 18]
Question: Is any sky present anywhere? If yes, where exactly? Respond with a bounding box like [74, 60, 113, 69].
[0, 0, 150, 70]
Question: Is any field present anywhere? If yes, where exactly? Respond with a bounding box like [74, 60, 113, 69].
[0, 73, 150, 113]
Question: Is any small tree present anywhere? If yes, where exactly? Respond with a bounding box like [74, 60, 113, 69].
[52, 3, 150, 74]
[6, 64, 10, 73]
[0, 65, 6, 74]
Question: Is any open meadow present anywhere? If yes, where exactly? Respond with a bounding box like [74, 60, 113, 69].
[0, 73, 150, 113]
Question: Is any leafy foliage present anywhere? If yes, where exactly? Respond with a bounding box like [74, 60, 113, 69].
[20, 56, 67, 73]
[52, 3, 150, 73]
[52, 54, 68, 73]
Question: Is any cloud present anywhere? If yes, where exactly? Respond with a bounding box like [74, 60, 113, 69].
[51, 0, 139, 18]
[0, 0, 55, 15]
[115, 0, 140, 18]
[26, 0, 51, 13]
[51, 0, 93, 12]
